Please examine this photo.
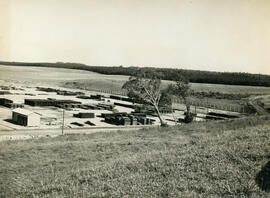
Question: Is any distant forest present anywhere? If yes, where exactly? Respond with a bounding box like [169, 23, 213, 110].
[1, 61, 270, 87]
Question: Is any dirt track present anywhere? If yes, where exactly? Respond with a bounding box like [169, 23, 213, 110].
[248, 95, 270, 115]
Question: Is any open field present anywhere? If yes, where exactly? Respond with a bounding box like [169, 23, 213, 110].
[1, 115, 270, 197]
[63, 77, 270, 96]
[2, 65, 270, 95]
[0, 65, 129, 87]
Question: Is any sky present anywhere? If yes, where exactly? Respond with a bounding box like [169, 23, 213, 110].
[0, 0, 269, 74]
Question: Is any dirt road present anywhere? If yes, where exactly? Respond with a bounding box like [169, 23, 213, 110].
[248, 95, 270, 115]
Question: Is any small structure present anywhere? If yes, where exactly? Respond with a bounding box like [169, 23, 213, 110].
[77, 95, 92, 99]
[12, 108, 40, 126]
[97, 103, 115, 110]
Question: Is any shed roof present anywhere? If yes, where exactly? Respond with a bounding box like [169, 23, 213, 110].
[12, 108, 38, 116]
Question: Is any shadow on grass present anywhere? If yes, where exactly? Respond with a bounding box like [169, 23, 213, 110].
[256, 161, 270, 192]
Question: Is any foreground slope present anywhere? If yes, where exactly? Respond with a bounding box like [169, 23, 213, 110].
[1, 116, 270, 197]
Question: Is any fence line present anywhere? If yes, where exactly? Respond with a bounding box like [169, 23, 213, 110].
[172, 98, 248, 113]
[87, 88, 247, 113]
[88, 88, 127, 96]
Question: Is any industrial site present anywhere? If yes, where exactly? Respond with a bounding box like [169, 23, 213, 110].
[0, 81, 242, 134]
[1, 0, 270, 196]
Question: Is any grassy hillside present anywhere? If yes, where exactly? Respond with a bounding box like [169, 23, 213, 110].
[1, 116, 270, 197]
[1, 61, 270, 87]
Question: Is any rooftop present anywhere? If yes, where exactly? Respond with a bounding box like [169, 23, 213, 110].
[12, 108, 38, 116]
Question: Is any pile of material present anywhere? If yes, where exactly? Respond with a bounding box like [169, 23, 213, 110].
[56, 103, 84, 109]
[73, 112, 95, 118]
[206, 112, 239, 120]
[37, 87, 84, 96]
[114, 102, 135, 109]
[90, 94, 104, 101]
[78, 103, 114, 111]
[260, 98, 270, 112]
[0, 91, 11, 95]
[25, 99, 81, 107]
[134, 104, 173, 115]
[101, 112, 155, 126]
[110, 95, 134, 103]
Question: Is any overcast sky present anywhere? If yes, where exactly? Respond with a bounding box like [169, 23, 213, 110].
[0, 0, 269, 74]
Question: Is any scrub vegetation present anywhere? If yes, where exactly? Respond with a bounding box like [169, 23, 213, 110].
[1, 115, 270, 197]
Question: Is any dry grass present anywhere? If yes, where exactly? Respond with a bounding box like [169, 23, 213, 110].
[1, 116, 270, 197]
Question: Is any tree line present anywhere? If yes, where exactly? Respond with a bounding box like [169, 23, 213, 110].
[1, 61, 270, 87]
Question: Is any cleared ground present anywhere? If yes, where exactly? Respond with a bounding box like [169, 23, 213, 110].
[0, 83, 244, 135]
[0, 86, 160, 132]
[0, 115, 270, 197]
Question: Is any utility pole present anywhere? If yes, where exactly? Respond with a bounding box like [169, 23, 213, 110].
[62, 109, 65, 135]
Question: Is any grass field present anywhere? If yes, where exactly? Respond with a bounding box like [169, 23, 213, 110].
[2, 65, 270, 95]
[0, 65, 129, 87]
[1, 116, 270, 197]
[63, 78, 270, 96]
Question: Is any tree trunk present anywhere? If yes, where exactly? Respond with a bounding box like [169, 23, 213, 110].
[153, 104, 167, 127]
[186, 104, 190, 114]
[184, 98, 190, 114]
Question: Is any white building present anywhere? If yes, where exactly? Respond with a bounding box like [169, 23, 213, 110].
[12, 108, 40, 127]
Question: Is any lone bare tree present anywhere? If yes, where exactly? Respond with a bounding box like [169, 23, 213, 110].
[122, 71, 167, 126]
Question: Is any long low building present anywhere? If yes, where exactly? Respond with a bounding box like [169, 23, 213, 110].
[0, 98, 24, 109]
[12, 108, 41, 127]
[0, 98, 13, 106]
[24, 99, 81, 107]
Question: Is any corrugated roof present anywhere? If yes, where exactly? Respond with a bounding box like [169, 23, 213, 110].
[12, 108, 38, 116]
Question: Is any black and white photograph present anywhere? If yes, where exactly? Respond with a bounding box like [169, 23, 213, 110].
[0, 0, 270, 197]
